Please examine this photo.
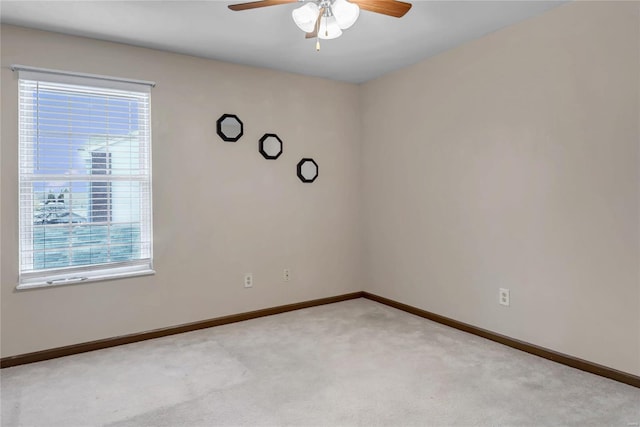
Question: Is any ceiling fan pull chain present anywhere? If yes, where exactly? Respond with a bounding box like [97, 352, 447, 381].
[315, 7, 322, 51]
[325, 6, 329, 37]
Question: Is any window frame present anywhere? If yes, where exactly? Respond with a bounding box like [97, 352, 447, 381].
[14, 65, 155, 290]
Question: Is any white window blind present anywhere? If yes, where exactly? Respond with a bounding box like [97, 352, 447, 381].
[16, 66, 154, 289]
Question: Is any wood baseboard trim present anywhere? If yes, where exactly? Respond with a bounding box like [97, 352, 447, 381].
[4, 290, 638, 389]
[0, 291, 364, 369]
[362, 292, 640, 388]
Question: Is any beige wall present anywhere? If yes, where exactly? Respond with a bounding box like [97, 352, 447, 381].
[1, 25, 362, 357]
[361, 1, 640, 376]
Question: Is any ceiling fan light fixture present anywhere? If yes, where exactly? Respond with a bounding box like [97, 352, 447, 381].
[292, 2, 320, 33]
[332, 0, 359, 29]
[318, 15, 342, 39]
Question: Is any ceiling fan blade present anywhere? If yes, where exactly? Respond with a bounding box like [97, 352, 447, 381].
[305, 7, 325, 39]
[349, 0, 412, 18]
[228, 0, 298, 12]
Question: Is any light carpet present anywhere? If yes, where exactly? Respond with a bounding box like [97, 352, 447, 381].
[1, 298, 639, 426]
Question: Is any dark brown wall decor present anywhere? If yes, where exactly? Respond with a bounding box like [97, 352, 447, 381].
[216, 114, 244, 142]
[259, 133, 283, 159]
[297, 158, 318, 183]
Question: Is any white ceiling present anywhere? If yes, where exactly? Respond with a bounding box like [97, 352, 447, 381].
[0, 0, 565, 83]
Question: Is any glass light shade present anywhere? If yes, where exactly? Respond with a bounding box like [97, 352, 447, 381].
[332, 0, 359, 30]
[292, 2, 320, 33]
[318, 16, 342, 39]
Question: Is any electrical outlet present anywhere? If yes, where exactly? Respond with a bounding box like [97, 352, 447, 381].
[499, 288, 510, 306]
[283, 268, 290, 282]
[244, 273, 253, 288]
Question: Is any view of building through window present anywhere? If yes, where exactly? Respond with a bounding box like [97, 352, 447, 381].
[21, 81, 151, 274]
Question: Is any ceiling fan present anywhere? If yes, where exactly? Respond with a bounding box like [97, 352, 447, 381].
[228, 0, 412, 50]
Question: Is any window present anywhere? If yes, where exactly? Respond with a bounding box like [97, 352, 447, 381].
[15, 66, 155, 289]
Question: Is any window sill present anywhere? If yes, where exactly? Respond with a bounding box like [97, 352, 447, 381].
[17, 268, 155, 290]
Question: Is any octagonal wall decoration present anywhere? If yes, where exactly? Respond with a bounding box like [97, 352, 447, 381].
[216, 114, 244, 142]
[297, 158, 319, 183]
[259, 133, 283, 160]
